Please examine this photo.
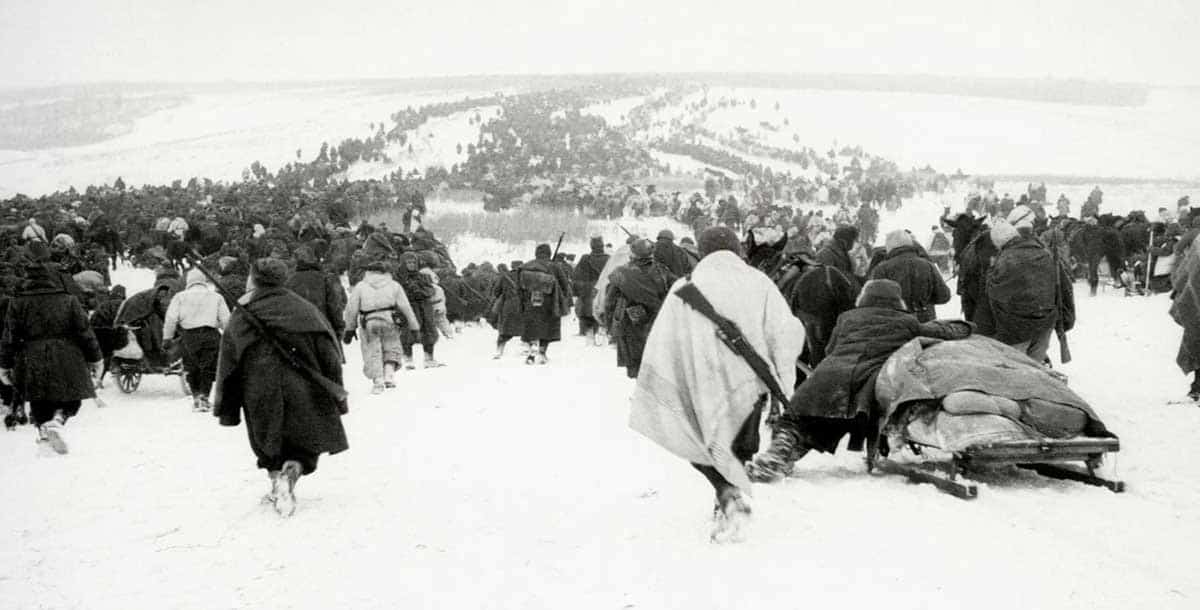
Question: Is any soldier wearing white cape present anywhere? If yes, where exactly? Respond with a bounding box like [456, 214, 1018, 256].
[629, 226, 805, 543]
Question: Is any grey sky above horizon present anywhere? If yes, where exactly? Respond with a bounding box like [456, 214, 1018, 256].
[2, 0, 1198, 88]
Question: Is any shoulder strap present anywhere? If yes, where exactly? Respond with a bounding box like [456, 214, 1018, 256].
[674, 283, 791, 407]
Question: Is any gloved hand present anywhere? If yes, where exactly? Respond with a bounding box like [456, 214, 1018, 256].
[342, 330, 357, 345]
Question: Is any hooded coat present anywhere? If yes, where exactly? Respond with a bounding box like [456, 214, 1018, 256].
[630, 251, 805, 493]
[0, 265, 102, 402]
[213, 287, 348, 472]
[868, 245, 952, 322]
[976, 236, 1074, 346]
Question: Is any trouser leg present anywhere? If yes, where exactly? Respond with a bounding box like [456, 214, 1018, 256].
[692, 463, 733, 496]
[360, 327, 384, 381]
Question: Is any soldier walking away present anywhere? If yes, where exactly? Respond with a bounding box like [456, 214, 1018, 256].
[0, 246, 103, 455]
[489, 262, 526, 359]
[603, 238, 676, 378]
[213, 259, 348, 518]
[573, 236, 611, 345]
[629, 227, 805, 543]
[343, 261, 419, 393]
[163, 269, 230, 411]
[518, 244, 571, 365]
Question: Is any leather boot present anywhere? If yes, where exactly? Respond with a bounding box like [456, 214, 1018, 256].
[745, 425, 806, 483]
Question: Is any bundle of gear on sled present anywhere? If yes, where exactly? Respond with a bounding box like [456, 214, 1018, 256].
[868, 335, 1122, 498]
[743, 270, 1122, 499]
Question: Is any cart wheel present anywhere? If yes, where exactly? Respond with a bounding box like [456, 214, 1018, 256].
[117, 370, 141, 393]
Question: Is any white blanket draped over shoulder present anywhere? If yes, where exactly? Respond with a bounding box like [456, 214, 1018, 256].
[629, 250, 806, 492]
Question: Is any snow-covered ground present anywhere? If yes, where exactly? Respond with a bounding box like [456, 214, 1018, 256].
[700, 86, 1200, 181]
[2, 238, 1199, 609]
[0, 87, 489, 198]
[3, 80, 1200, 609]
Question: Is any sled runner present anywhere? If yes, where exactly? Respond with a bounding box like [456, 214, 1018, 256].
[869, 336, 1125, 499]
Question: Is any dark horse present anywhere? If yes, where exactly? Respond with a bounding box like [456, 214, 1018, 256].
[1067, 214, 1130, 295]
[943, 215, 995, 322]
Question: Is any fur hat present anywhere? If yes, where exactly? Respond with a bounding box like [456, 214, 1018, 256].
[856, 279, 905, 310]
[25, 240, 50, 262]
[186, 268, 207, 288]
[250, 258, 289, 287]
[990, 220, 1020, 248]
[884, 230, 913, 253]
[535, 243, 552, 260]
[657, 229, 675, 241]
[630, 238, 654, 259]
[697, 226, 743, 258]
[1008, 205, 1036, 230]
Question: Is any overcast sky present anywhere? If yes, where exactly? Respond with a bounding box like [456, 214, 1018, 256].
[2, 0, 1198, 88]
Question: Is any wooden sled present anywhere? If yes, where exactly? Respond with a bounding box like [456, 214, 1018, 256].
[870, 437, 1125, 500]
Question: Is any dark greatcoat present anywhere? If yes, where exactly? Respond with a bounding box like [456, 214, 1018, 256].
[786, 306, 971, 453]
[604, 257, 675, 378]
[395, 255, 439, 348]
[285, 261, 348, 335]
[213, 287, 347, 473]
[518, 256, 571, 343]
[653, 239, 695, 278]
[0, 266, 102, 402]
[778, 261, 857, 366]
[868, 246, 952, 322]
[975, 236, 1074, 346]
[490, 270, 524, 338]
[572, 251, 610, 321]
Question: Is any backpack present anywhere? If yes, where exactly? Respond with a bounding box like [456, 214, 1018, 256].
[520, 269, 557, 307]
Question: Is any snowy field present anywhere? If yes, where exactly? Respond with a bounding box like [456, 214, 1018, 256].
[701, 86, 1200, 182]
[0, 87, 488, 198]
[2, 254, 1198, 610]
[2, 81, 1199, 609]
